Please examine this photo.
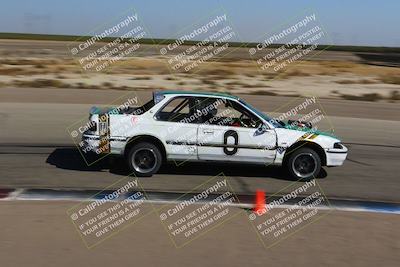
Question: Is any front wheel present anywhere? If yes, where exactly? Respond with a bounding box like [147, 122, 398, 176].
[127, 142, 162, 177]
[286, 147, 321, 181]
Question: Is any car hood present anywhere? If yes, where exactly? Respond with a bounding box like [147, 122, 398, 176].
[282, 124, 337, 138]
[275, 126, 340, 149]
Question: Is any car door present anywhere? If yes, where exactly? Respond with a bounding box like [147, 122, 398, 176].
[196, 97, 277, 163]
[153, 96, 199, 162]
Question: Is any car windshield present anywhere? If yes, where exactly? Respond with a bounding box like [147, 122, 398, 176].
[238, 98, 284, 128]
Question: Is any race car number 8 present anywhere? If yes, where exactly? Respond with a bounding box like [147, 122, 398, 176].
[223, 130, 239, 155]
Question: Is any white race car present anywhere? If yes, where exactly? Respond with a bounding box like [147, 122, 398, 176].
[81, 90, 347, 180]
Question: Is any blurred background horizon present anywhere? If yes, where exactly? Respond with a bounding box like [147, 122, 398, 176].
[0, 0, 399, 47]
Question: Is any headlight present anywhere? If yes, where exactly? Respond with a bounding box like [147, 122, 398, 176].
[333, 142, 343, 149]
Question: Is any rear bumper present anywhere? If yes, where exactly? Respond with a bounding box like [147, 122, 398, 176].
[81, 134, 101, 154]
[81, 133, 126, 155]
[325, 145, 348, 166]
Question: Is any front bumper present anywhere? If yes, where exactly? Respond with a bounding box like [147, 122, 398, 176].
[325, 144, 348, 166]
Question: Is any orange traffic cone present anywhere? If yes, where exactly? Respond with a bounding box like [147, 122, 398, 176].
[253, 190, 266, 215]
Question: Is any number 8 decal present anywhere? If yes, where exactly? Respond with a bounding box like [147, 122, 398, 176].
[224, 130, 239, 155]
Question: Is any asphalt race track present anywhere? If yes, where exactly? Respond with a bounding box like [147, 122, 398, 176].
[1, 88, 399, 202]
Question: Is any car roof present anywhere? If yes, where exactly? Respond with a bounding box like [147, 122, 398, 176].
[158, 90, 240, 101]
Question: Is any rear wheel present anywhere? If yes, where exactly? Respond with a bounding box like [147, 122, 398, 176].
[286, 147, 321, 181]
[127, 142, 162, 177]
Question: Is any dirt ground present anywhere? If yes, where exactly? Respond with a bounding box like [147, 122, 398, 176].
[1, 40, 400, 101]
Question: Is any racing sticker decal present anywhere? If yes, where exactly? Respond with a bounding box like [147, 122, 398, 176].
[98, 114, 110, 153]
[299, 133, 318, 141]
[223, 130, 239, 155]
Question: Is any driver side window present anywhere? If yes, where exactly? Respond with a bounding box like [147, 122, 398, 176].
[196, 97, 261, 128]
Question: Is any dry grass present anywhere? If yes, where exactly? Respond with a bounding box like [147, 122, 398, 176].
[130, 76, 152, 80]
[225, 81, 249, 87]
[13, 79, 68, 88]
[278, 69, 311, 78]
[338, 91, 400, 102]
[101, 82, 113, 88]
[0, 67, 25, 75]
[1, 53, 399, 101]
[323, 61, 356, 69]
[0, 58, 78, 75]
[339, 93, 384, 102]
[244, 83, 270, 88]
[380, 75, 400, 85]
[290, 60, 400, 77]
[335, 79, 377, 84]
[196, 68, 235, 76]
[35, 64, 46, 69]
[1, 55, 398, 82]
[249, 90, 277, 96]
[389, 90, 400, 100]
[201, 79, 217, 86]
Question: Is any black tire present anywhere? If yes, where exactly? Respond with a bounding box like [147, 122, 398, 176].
[127, 142, 162, 177]
[286, 147, 321, 181]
